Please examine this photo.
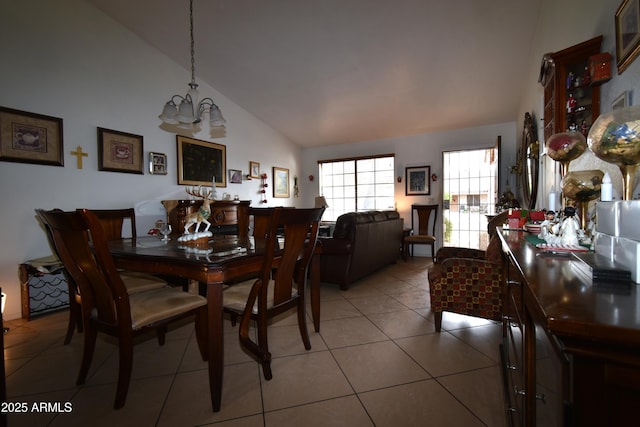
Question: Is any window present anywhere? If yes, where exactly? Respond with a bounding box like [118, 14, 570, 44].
[318, 154, 395, 221]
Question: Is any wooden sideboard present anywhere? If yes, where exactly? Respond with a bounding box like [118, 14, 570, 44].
[498, 228, 640, 426]
[162, 199, 251, 237]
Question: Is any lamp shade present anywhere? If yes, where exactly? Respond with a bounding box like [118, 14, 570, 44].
[209, 105, 226, 128]
[176, 98, 195, 123]
[314, 196, 329, 208]
[158, 101, 179, 124]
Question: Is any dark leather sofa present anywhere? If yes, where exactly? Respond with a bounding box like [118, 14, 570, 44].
[318, 210, 404, 290]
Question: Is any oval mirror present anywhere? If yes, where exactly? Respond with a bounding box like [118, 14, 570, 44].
[520, 112, 539, 210]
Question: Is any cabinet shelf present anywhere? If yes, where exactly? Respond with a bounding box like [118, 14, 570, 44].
[542, 36, 602, 139]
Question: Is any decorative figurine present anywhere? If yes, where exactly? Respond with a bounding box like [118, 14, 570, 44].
[560, 206, 580, 246]
[177, 186, 214, 243]
[566, 93, 577, 113]
[566, 72, 574, 89]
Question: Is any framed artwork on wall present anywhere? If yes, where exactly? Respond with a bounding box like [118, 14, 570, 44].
[406, 165, 431, 195]
[229, 169, 242, 183]
[98, 127, 143, 174]
[177, 135, 226, 187]
[615, 0, 640, 73]
[149, 152, 167, 175]
[249, 161, 260, 178]
[273, 166, 290, 198]
[0, 106, 64, 166]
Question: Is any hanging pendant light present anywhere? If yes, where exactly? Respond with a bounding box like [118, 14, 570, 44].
[158, 0, 225, 130]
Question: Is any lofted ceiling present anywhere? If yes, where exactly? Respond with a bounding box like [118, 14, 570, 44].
[86, 0, 541, 147]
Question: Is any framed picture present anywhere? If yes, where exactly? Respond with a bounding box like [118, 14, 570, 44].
[0, 106, 63, 166]
[612, 90, 632, 110]
[229, 169, 242, 184]
[177, 135, 226, 187]
[249, 161, 260, 178]
[273, 166, 290, 198]
[616, 0, 640, 73]
[406, 165, 431, 195]
[97, 127, 143, 174]
[149, 152, 167, 175]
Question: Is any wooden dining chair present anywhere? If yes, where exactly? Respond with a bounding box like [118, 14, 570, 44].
[37, 208, 169, 345]
[88, 208, 170, 292]
[403, 204, 438, 261]
[223, 207, 324, 380]
[36, 209, 84, 345]
[35, 209, 208, 409]
[249, 207, 276, 239]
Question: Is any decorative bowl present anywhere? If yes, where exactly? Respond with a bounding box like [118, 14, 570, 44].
[587, 104, 640, 200]
[561, 170, 604, 202]
[547, 131, 587, 164]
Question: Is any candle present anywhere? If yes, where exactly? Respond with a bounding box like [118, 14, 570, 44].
[601, 172, 613, 201]
[548, 186, 556, 212]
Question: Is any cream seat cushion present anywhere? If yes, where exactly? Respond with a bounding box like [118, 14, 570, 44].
[119, 271, 168, 294]
[223, 279, 299, 314]
[127, 287, 206, 330]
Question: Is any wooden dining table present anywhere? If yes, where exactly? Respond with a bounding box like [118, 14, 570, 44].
[108, 234, 323, 412]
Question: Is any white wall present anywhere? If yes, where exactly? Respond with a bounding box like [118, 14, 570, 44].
[300, 122, 517, 256]
[518, 0, 640, 205]
[0, 0, 302, 320]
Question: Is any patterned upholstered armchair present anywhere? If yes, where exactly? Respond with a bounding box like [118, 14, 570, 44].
[427, 212, 507, 332]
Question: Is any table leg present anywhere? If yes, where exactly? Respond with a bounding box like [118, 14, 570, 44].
[310, 252, 320, 332]
[206, 281, 224, 412]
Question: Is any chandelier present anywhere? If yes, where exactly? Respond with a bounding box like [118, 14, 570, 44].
[158, 0, 225, 130]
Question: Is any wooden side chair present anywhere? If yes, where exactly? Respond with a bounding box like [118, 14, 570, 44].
[89, 208, 170, 292]
[223, 207, 324, 380]
[403, 204, 438, 261]
[35, 209, 208, 409]
[36, 209, 83, 345]
[249, 207, 276, 239]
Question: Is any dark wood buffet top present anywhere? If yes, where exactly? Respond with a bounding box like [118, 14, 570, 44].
[498, 228, 640, 350]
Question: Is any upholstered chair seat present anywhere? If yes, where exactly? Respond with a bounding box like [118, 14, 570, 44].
[427, 233, 504, 332]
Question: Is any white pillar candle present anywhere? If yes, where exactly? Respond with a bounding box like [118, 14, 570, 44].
[601, 172, 613, 201]
[548, 186, 556, 212]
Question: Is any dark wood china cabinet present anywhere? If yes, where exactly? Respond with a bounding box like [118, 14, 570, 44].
[540, 36, 602, 141]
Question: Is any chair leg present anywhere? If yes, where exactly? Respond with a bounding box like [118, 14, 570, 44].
[297, 297, 311, 350]
[76, 321, 98, 385]
[64, 300, 79, 345]
[156, 325, 167, 346]
[64, 295, 83, 345]
[114, 333, 134, 409]
[238, 285, 273, 380]
[229, 312, 237, 327]
[434, 311, 443, 332]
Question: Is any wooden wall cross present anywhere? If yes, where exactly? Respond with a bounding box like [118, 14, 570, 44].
[70, 146, 88, 169]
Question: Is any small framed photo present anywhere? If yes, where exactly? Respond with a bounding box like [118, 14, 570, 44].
[0, 106, 64, 166]
[98, 127, 143, 174]
[249, 161, 260, 178]
[612, 90, 632, 110]
[229, 169, 242, 183]
[273, 166, 290, 198]
[149, 152, 167, 175]
[615, 0, 640, 73]
[177, 135, 226, 187]
[406, 165, 431, 196]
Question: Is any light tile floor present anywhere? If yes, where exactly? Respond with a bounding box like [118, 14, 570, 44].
[3, 257, 507, 426]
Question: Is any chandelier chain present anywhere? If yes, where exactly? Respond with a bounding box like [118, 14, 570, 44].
[190, 0, 195, 84]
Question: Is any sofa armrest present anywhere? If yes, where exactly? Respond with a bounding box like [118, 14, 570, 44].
[435, 246, 485, 263]
[317, 236, 353, 255]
